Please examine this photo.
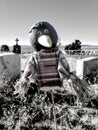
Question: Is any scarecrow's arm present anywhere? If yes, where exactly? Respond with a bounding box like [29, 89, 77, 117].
[58, 51, 92, 102]
[58, 51, 71, 80]
[21, 55, 36, 83]
[14, 55, 37, 97]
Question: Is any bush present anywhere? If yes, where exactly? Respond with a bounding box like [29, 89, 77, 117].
[0, 80, 98, 130]
[1, 45, 9, 52]
[65, 39, 81, 54]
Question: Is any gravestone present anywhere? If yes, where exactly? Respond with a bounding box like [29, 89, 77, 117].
[13, 38, 21, 54]
[0, 52, 21, 81]
[76, 57, 98, 79]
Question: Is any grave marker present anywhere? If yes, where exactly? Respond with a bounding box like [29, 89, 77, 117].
[76, 57, 98, 79]
[0, 52, 21, 81]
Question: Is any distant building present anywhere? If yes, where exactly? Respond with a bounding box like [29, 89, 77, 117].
[13, 38, 21, 54]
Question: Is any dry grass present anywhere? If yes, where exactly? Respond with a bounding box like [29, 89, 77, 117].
[0, 53, 98, 130]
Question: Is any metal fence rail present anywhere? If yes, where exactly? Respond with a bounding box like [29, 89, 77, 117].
[65, 50, 98, 58]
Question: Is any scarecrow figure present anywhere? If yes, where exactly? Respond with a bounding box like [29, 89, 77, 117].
[15, 21, 92, 103]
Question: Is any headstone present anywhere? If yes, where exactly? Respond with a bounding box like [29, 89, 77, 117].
[76, 57, 98, 79]
[13, 44, 21, 54]
[13, 38, 21, 54]
[0, 53, 21, 81]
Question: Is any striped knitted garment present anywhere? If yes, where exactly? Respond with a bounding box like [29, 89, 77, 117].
[36, 50, 62, 87]
[22, 48, 71, 88]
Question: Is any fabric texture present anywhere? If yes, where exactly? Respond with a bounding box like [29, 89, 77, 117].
[36, 50, 61, 87]
[22, 49, 71, 88]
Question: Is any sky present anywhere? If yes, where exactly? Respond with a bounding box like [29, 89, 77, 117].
[0, 0, 98, 46]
